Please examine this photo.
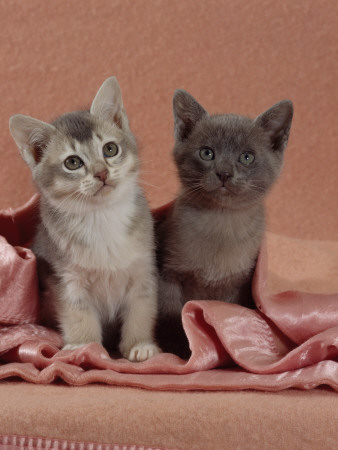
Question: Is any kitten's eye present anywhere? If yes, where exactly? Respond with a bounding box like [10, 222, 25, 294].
[103, 142, 119, 158]
[199, 148, 214, 161]
[64, 155, 84, 170]
[239, 152, 255, 166]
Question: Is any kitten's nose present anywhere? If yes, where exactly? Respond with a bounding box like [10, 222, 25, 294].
[217, 171, 232, 185]
[95, 169, 108, 183]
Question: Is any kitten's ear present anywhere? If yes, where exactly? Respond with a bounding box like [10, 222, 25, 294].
[254, 100, 293, 152]
[9, 114, 56, 169]
[173, 90, 208, 141]
[90, 76, 129, 131]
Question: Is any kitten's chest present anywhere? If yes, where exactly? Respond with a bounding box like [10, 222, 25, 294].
[170, 206, 263, 282]
[51, 201, 144, 271]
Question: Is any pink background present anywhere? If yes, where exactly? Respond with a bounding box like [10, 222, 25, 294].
[0, 0, 337, 240]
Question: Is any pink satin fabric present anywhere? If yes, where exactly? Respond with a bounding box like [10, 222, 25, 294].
[0, 196, 337, 391]
[0, 195, 40, 326]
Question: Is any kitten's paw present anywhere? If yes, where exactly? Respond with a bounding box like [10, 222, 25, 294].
[62, 342, 88, 351]
[127, 342, 161, 362]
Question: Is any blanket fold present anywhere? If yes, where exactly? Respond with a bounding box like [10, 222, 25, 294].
[0, 196, 337, 391]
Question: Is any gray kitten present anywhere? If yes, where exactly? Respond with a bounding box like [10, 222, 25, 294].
[9, 77, 161, 361]
[156, 90, 293, 357]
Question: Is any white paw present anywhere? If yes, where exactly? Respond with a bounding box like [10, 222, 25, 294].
[62, 343, 88, 351]
[127, 342, 161, 362]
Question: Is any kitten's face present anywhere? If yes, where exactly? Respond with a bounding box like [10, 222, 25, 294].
[36, 111, 138, 209]
[172, 91, 293, 210]
[174, 115, 282, 209]
[10, 77, 138, 211]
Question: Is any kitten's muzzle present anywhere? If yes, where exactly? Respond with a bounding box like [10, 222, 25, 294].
[93, 169, 116, 196]
[94, 169, 108, 183]
[216, 171, 232, 186]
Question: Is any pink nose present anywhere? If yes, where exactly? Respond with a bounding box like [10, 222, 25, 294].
[95, 170, 108, 182]
[217, 171, 232, 185]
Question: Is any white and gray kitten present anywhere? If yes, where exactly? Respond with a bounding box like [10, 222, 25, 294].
[156, 90, 293, 357]
[9, 77, 161, 361]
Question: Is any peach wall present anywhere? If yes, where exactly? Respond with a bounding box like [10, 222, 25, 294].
[0, 0, 336, 239]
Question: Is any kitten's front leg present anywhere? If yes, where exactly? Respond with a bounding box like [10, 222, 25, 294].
[60, 304, 102, 350]
[58, 279, 102, 350]
[119, 272, 161, 362]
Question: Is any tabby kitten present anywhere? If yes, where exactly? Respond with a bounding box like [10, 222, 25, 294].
[9, 77, 160, 361]
[156, 90, 293, 356]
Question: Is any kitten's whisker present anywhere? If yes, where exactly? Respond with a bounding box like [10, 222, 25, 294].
[139, 169, 177, 178]
[247, 182, 266, 192]
[183, 184, 205, 200]
[56, 191, 82, 214]
[139, 180, 161, 190]
[74, 192, 88, 218]
[47, 191, 83, 229]
[56, 190, 80, 208]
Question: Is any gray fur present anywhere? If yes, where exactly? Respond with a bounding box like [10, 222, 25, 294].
[52, 111, 94, 142]
[156, 90, 293, 357]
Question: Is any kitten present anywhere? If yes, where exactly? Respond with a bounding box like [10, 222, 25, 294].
[9, 77, 161, 362]
[156, 90, 293, 357]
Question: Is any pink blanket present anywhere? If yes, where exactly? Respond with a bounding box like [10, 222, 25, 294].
[0, 196, 337, 391]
